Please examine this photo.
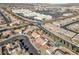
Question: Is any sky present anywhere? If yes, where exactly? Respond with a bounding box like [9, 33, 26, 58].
[0, 0, 79, 3]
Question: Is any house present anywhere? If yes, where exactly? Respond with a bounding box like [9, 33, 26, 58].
[31, 32, 40, 39]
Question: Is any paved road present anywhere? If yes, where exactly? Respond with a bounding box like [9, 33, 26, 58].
[37, 25, 79, 48]
[0, 11, 11, 23]
[0, 34, 40, 55]
[61, 19, 79, 34]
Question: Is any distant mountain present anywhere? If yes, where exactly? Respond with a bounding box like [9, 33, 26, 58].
[0, 3, 79, 7]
